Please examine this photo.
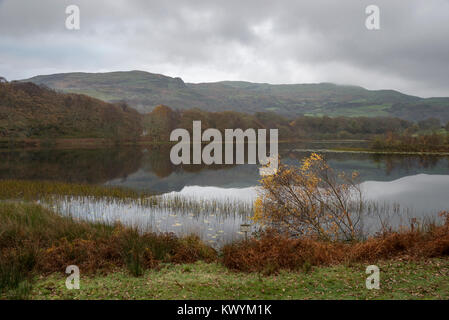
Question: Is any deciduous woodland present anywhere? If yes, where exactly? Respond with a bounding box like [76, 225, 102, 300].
[2, 82, 449, 153]
[0, 82, 142, 140]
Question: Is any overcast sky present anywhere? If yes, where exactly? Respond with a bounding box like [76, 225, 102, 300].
[1, 0, 448, 97]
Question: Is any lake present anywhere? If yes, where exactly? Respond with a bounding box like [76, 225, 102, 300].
[1, 141, 449, 246]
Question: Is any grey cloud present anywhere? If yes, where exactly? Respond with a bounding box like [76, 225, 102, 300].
[0, 0, 448, 97]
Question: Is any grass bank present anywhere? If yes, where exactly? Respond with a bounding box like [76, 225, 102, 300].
[0, 202, 216, 299]
[1, 199, 449, 300]
[9, 259, 449, 300]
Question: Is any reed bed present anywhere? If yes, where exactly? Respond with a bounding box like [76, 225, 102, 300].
[0, 179, 255, 250]
[0, 179, 253, 217]
[47, 194, 253, 248]
[0, 179, 152, 201]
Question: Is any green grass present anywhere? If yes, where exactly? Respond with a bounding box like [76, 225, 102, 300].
[303, 104, 393, 118]
[13, 259, 449, 300]
[330, 104, 392, 117]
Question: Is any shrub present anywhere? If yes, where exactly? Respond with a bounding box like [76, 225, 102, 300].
[171, 235, 217, 264]
[254, 153, 363, 241]
[120, 229, 157, 277]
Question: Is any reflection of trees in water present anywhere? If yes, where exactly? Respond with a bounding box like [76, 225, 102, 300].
[141, 144, 174, 178]
[372, 154, 444, 176]
[2, 145, 448, 186]
[140, 144, 238, 178]
[140, 145, 449, 179]
[0, 147, 143, 184]
[286, 150, 449, 178]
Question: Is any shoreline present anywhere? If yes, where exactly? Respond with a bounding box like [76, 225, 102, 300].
[2, 137, 449, 156]
[295, 147, 449, 156]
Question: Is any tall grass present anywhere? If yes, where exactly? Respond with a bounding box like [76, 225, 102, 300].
[0, 179, 253, 217]
[0, 248, 36, 297]
[0, 202, 217, 296]
[0, 179, 152, 201]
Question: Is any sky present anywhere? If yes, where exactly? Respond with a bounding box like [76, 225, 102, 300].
[1, 0, 448, 97]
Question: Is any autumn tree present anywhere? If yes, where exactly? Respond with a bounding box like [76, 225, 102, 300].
[143, 105, 180, 140]
[418, 118, 441, 131]
[253, 153, 363, 241]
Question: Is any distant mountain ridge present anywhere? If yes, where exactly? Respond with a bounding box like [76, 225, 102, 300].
[22, 70, 449, 122]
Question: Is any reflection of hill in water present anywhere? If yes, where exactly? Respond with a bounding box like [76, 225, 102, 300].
[105, 165, 260, 193]
[1, 143, 448, 193]
[361, 174, 449, 215]
[107, 148, 449, 193]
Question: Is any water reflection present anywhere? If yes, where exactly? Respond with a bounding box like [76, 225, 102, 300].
[1, 143, 448, 193]
[53, 173, 449, 246]
[3, 142, 448, 245]
[0, 147, 142, 184]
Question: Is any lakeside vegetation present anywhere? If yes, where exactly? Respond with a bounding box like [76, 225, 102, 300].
[0, 179, 150, 201]
[0, 202, 216, 299]
[1, 201, 448, 300]
[371, 131, 449, 153]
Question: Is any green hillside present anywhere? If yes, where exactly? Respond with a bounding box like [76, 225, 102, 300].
[22, 70, 449, 122]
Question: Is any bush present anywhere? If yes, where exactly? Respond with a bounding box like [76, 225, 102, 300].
[254, 153, 363, 241]
[222, 230, 344, 273]
[120, 229, 157, 277]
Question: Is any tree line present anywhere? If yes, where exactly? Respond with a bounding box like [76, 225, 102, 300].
[143, 105, 448, 141]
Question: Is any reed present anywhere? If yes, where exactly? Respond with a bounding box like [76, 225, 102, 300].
[0, 179, 152, 201]
[0, 202, 217, 295]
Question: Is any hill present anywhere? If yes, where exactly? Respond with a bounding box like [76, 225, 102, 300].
[0, 81, 142, 140]
[22, 71, 449, 122]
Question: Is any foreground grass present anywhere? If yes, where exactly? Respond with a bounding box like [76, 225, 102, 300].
[1, 197, 449, 300]
[0, 202, 216, 299]
[15, 259, 449, 300]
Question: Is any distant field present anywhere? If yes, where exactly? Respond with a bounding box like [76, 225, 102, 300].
[330, 103, 392, 117]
